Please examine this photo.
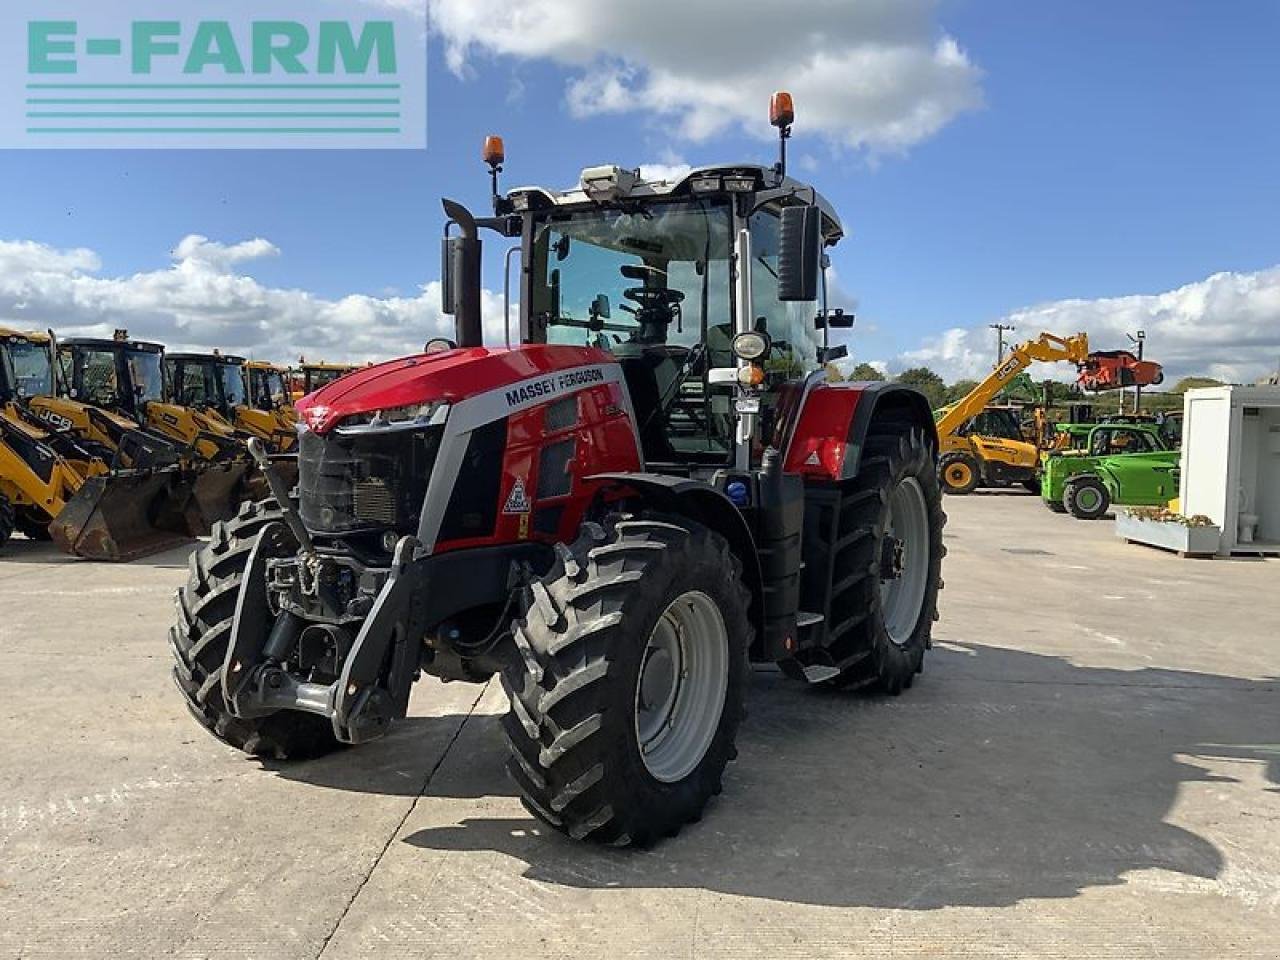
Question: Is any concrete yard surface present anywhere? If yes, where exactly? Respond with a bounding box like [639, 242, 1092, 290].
[0, 492, 1277, 958]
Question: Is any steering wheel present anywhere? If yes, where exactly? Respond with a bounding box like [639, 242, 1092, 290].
[622, 286, 685, 310]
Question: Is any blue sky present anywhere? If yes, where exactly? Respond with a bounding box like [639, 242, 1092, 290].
[1, 0, 1277, 382]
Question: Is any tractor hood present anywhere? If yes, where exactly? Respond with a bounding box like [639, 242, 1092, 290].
[296, 344, 613, 435]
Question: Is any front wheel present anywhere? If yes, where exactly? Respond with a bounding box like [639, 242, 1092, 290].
[938, 452, 980, 495]
[1064, 476, 1111, 520]
[500, 515, 751, 846]
[169, 499, 340, 760]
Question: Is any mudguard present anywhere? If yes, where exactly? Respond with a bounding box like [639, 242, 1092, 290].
[781, 380, 937, 483]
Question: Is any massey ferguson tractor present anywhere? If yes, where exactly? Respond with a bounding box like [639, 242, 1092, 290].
[169, 94, 946, 845]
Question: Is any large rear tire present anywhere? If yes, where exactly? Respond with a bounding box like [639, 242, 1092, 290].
[501, 515, 751, 846]
[169, 499, 339, 760]
[827, 427, 945, 692]
[938, 452, 980, 495]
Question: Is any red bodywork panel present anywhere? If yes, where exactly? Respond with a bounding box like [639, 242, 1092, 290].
[294, 343, 642, 556]
[1077, 351, 1164, 392]
[296, 345, 615, 435]
[777, 380, 872, 482]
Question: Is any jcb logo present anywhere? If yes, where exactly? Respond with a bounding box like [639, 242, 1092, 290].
[37, 408, 74, 431]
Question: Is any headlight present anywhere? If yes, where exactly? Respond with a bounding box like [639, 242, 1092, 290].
[336, 401, 449, 435]
[732, 331, 772, 362]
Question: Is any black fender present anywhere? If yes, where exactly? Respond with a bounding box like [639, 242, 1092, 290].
[586, 472, 765, 644]
[843, 381, 938, 480]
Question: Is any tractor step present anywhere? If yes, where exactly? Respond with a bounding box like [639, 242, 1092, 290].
[798, 662, 841, 684]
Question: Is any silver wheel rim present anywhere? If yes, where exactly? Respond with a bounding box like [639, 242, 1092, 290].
[634, 590, 729, 783]
[1076, 487, 1101, 512]
[879, 477, 930, 646]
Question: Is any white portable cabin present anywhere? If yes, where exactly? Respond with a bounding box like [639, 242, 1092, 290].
[1180, 385, 1280, 556]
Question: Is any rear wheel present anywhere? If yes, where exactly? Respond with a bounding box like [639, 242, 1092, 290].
[501, 515, 751, 846]
[169, 498, 340, 760]
[0, 495, 13, 549]
[1064, 476, 1111, 520]
[938, 452, 980, 495]
[826, 427, 945, 692]
[1020, 475, 1041, 495]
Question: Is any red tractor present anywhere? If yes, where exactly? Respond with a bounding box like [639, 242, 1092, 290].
[169, 95, 946, 845]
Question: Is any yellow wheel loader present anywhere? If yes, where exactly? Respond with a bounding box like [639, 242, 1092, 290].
[57, 333, 253, 529]
[0, 330, 194, 560]
[934, 332, 1091, 495]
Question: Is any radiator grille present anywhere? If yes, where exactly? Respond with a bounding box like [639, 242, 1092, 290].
[298, 425, 440, 535]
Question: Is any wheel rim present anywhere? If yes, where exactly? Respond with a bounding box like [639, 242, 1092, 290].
[1075, 487, 1102, 512]
[879, 477, 930, 646]
[634, 590, 729, 783]
[944, 462, 972, 488]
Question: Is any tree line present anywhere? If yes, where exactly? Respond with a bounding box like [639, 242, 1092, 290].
[838, 363, 1222, 412]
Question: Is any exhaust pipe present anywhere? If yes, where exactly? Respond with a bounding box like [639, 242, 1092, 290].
[441, 199, 484, 349]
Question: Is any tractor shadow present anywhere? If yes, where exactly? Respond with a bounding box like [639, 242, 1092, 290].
[283, 643, 1279, 911]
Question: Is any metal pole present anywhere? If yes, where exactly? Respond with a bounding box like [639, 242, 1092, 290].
[989, 323, 1016, 366]
[1128, 330, 1146, 414]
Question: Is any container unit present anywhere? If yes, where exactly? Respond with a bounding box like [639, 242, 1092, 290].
[1180, 385, 1280, 556]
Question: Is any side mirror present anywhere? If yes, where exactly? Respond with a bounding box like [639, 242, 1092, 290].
[778, 204, 821, 302]
[815, 308, 855, 329]
[591, 294, 611, 320]
[817, 344, 848, 364]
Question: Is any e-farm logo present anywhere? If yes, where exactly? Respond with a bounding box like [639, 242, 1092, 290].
[3, 2, 426, 149]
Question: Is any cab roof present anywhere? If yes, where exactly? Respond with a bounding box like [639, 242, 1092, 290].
[61, 336, 164, 353]
[0, 326, 50, 343]
[167, 352, 247, 365]
[507, 163, 845, 244]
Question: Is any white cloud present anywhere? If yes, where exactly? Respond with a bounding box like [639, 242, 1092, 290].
[0, 236, 507, 363]
[896, 266, 1280, 385]
[430, 0, 982, 154]
[637, 162, 692, 184]
[171, 235, 279, 272]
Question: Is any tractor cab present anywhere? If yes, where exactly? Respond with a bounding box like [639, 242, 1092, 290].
[246, 361, 294, 414]
[445, 145, 852, 476]
[59, 334, 168, 422]
[60, 333, 244, 464]
[166, 352, 249, 420]
[0, 328, 56, 403]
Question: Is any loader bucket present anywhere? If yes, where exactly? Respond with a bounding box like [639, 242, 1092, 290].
[49, 471, 193, 562]
[190, 461, 251, 533]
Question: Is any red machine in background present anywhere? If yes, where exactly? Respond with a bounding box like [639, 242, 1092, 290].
[1077, 350, 1164, 392]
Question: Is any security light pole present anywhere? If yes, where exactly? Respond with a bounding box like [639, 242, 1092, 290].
[1128, 330, 1146, 413]
[993, 325, 1013, 366]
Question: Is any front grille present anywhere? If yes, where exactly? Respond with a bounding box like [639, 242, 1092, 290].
[298, 425, 441, 535]
[354, 479, 397, 525]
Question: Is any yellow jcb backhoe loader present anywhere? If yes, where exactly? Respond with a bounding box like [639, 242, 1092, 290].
[289, 360, 357, 403]
[0, 329, 194, 559]
[167, 353, 297, 452]
[57, 332, 253, 528]
[934, 332, 1091, 495]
